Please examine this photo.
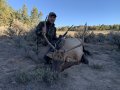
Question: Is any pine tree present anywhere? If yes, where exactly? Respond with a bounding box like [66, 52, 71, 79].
[31, 7, 38, 25]
[30, 7, 42, 26]
[38, 11, 43, 21]
[0, 0, 14, 26]
[21, 4, 29, 24]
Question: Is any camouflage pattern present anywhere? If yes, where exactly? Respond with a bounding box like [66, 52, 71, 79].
[36, 21, 57, 46]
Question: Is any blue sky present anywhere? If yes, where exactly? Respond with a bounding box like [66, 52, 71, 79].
[7, 0, 120, 27]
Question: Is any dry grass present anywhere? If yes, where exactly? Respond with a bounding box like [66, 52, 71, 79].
[0, 20, 30, 36]
[57, 30, 120, 37]
[0, 20, 39, 62]
[0, 26, 8, 36]
[108, 31, 120, 49]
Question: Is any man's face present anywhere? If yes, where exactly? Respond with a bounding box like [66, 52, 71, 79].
[48, 15, 56, 24]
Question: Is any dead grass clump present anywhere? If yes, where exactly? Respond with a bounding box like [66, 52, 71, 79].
[107, 32, 120, 49]
[4, 20, 29, 37]
[75, 31, 108, 43]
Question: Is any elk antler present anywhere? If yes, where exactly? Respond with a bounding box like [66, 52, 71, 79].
[65, 43, 83, 53]
[82, 22, 88, 43]
[43, 33, 56, 50]
[42, 16, 56, 51]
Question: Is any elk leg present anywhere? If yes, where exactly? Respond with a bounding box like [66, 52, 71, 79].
[83, 46, 91, 55]
[81, 55, 89, 64]
[60, 57, 79, 72]
[59, 56, 68, 72]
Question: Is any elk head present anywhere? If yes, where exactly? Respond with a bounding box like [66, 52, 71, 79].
[46, 49, 65, 61]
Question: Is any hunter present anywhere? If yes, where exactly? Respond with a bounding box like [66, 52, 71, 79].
[36, 12, 60, 64]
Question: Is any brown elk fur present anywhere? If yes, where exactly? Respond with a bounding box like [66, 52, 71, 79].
[46, 38, 85, 71]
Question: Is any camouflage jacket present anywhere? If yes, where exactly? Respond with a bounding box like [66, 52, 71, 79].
[36, 21, 57, 45]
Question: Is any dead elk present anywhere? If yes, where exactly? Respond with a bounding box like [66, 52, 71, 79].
[43, 33, 89, 71]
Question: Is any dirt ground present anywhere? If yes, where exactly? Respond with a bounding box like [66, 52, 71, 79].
[0, 37, 120, 90]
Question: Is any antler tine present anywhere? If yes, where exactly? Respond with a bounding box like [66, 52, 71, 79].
[82, 22, 87, 43]
[42, 16, 56, 50]
[43, 33, 56, 50]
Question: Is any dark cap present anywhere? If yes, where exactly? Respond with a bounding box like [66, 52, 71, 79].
[48, 12, 57, 17]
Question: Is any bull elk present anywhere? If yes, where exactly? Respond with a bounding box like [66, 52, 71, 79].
[43, 22, 89, 71]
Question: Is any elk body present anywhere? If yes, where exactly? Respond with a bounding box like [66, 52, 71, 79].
[45, 37, 88, 71]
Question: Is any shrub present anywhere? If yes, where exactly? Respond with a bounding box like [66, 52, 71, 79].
[31, 67, 59, 85]
[15, 72, 31, 84]
[75, 31, 107, 43]
[74, 30, 84, 38]
[4, 20, 29, 37]
[15, 67, 60, 85]
[107, 32, 120, 49]
[90, 63, 104, 70]
[96, 33, 106, 42]
[84, 31, 96, 43]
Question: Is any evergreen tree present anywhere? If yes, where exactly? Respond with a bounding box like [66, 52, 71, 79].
[21, 4, 29, 24]
[31, 7, 38, 25]
[0, 0, 14, 26]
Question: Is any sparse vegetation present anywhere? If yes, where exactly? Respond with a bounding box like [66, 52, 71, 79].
[90, 63, 104, 70]
[57, 24, 120, 31]
[32, 67, 59, 84]
[108, 32, 120, 49]
[15, 67, 60, 85]
[74, 30, 120, 50]
[15, 71, 31, 84]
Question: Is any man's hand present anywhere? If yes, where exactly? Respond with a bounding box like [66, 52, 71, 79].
[42, 26, 46, 33]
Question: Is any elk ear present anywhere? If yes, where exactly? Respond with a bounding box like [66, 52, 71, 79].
[46, 52, 53, 58]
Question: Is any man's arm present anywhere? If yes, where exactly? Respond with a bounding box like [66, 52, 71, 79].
[35, 21, 44, 36]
